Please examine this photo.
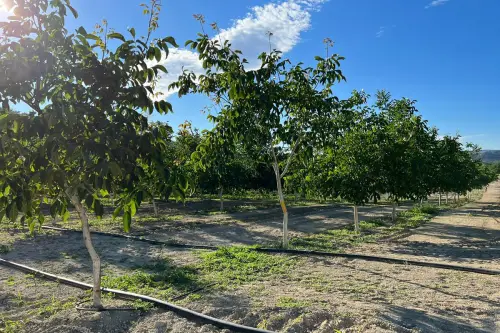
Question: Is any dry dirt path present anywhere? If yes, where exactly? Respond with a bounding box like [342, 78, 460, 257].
[353, 181, 500, 270]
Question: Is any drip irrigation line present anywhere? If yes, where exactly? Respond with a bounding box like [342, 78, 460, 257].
[42, 226, 500, 276]
[0, 258, 275, 333]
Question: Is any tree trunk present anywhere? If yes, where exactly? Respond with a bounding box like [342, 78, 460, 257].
[446, 192, 448, 204]
[392, 201, 397, 222]
[273, 161, 288, 248]
[353, 205, 359, 233]
[438, 192, 441, 206]
[69, 194, 103, 309]
[219, 186, 224, 212]
[152, 198, 158, 217]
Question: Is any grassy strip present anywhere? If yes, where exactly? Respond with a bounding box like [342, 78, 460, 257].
[288, 200, 470, 252]
[100, 246, 296, 304]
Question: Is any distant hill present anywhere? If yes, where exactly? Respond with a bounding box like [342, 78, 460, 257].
[480, 150, 500, 163]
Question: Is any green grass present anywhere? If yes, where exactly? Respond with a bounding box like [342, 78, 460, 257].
[0, 319, 24, 333]
[100, 247, 296, 301]
[35, 296, 76, 317]
[102, 259, 204, 300]
[290, 203, 447, 252]
[197, 246, 296, 287]
[276, 296, 311, 308]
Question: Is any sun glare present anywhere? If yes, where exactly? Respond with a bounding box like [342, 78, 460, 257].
[0, 0, 13, 13]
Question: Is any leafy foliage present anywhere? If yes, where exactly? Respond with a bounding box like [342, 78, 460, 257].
[0, 0, 178, 230]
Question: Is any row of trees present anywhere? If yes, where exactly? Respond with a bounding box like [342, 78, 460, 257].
[0, 1, 497, 308]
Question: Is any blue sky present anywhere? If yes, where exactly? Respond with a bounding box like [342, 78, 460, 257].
[1, 0, 499, 148]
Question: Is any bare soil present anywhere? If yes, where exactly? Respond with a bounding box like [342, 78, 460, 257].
[74, 199, 415, 246]
[1, 185, 499, 332]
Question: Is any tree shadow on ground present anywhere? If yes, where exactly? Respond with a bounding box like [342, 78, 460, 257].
[328, 260, 500, 307]
[385, 222, 500, 261]
[380, 305, 492, 333]
[310, 258, 497, 332]
[1, 231, 206, 296]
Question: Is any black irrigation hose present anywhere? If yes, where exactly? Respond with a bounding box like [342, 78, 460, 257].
[0, 258, 275, 333]
[46, 226, 500, 275]
[42, 225, 500, 276]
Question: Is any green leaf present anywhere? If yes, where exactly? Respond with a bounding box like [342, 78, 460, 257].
[94, 199, 104, 218]
[49, 201, 59, 219]
[164, 36, 178, 47]
[112, 206, 122, 220]
[7, 203, 18, 222]
[62, 209, 70, 222]
[85, 34, 101, 41]
[108, 32, 126, 42]
[29, 218, 36, 234]
[154, 47, 162, 62]
[67, 4, 78, 18]
[3, 186, 10, 196]
[12, 120, 18, 133]
[108, 161, 123, 177]
[153, 64, 168, 74]
[129, 199, 137, 217]
[84, 195, 93, 209]
[129, 27, 136, 39]
[123, 211, 131, 232]
[77, 26, 87, 35]
[38, 213, 45, 225]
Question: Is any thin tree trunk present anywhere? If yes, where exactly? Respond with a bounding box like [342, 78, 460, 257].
[219, 186, 224, 212]
[152, 198, 158, 217]
[276, 175, 288, 248]
[438, 192, 441, 206]
[353, 205, 359, 233]
[272, 160, 289, 248]
[69, 194, 102, 309]
[446, 192, 448, 204]
[392, 201, 397, 222]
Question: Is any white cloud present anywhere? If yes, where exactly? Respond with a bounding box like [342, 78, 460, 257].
[425, 0, 450, 9]
[148, 48, 204, 100]
[376, 26, 385, 38]
[152, 0, 328, 99]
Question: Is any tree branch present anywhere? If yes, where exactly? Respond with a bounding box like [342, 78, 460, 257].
[280, 136, 302, 178]
[20, 97, 43, 115]
[270, 144, 280, 177]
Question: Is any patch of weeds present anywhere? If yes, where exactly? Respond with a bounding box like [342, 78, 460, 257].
[257, 318, 269, 329]
[102, 259, 203, 299]
[132, 299, 154, 312]
[359, 219, 386, 230]
[35, 296, 76, 317]
[197, 246, 296, 286]
[6, 276, 15, 286]
[137, 215, 184, 224]
[0, 319, 25, 333]
[14, 291, 24, 306]
[290, 203, 446, 252]
[276, 296, 311, 308]
[0, 244, 10, 254]
[60, 252, 76, 259]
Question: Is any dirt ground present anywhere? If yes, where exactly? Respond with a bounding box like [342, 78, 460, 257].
[1, 185, 499, 332]
[84, 199, 416, 246]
